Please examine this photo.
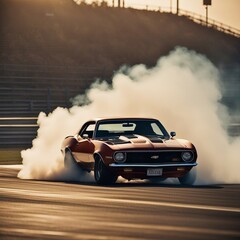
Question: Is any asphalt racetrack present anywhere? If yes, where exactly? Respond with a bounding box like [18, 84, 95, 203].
[0, 165, 240, 240]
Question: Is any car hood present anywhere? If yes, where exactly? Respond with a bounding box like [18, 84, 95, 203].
[100, 134, 192, 150]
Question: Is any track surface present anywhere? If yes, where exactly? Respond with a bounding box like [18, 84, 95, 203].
[0, 166, 240, 240]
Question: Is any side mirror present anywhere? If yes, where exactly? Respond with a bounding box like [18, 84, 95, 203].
[82, 133, 89, 139]
[170, 131, 176, 137]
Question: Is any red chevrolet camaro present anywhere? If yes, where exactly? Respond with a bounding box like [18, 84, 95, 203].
[61, 117, 197, 185]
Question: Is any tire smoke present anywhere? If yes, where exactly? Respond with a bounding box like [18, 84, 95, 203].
[18, 47, 240, 185]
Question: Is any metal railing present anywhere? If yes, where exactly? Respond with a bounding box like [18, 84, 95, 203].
[177, 9, 240, 38]
[123, 4, 240, 38]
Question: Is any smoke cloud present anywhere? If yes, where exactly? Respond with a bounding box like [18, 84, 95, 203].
[18, 47, 240, 185]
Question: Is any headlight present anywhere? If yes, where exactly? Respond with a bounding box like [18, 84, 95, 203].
[181, 151, 193, 162]
[114, 152, 126, 163]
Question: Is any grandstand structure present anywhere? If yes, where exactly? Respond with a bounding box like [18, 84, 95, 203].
[0, 64, 109, 117]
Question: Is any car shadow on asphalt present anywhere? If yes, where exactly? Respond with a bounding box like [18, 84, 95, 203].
[64, 180, 223, 189]
[108, 182, 223, 189]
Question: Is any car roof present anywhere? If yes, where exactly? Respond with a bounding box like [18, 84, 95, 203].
[88, 117, 159, 123]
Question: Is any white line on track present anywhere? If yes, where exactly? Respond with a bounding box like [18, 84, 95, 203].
[0, 117, 38, 120]
[0, 165, 22, 169]
[1, 187, 240, 213]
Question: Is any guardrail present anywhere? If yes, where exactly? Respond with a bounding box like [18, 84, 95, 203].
[0, 117, 38, 148]
[0, 117, 239, 148]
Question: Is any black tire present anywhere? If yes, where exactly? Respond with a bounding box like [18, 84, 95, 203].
[178, 168, 196, 185]
[94, 156, 118, 185]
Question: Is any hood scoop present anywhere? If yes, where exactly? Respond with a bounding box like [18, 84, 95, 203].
[104, 135, 164, 145]
[131, 134, 164, 143]
[119, 135, 147, 144]
[105, 138, 131, 145]
[147, 137, 164, 143]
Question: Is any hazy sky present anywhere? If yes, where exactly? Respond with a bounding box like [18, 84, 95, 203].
[94, 0, 240, 30]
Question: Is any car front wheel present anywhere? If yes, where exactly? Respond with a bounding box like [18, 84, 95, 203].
[94, 156, 118, 185]
[178, 168, 196, 185]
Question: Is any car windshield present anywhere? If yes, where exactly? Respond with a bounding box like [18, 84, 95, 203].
[95, 120, 169, 139]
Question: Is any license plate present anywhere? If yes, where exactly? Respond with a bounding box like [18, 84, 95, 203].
[147, 168, 163, 176]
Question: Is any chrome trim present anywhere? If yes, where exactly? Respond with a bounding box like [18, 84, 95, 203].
[123, 150, 195, 153]
[109, 163, 197, 168]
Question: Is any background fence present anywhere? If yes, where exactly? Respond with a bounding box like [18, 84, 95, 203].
[122, 4, 240, 38]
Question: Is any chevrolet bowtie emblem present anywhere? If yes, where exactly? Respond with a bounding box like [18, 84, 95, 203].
[151, 155, 159, 159]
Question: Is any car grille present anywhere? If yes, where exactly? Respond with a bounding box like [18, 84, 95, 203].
[125, 151, 185, 164]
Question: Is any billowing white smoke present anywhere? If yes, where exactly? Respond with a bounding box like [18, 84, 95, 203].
[18, 47, 240, 184]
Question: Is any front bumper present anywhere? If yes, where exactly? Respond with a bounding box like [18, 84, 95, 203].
[109, 162, 197, 168]
[108, 162, 197, 179]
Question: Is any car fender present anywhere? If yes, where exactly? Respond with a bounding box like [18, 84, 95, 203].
[93, 142, 115, 166]
[61, 136, 78, 152]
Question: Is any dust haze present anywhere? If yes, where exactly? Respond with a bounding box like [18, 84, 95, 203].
[18, 47, 240, 185]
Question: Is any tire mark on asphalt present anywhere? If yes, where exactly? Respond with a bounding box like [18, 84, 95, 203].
[1, 187, 240, 213]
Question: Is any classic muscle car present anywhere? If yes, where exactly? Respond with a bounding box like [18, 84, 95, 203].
[61, 118, 197, 185]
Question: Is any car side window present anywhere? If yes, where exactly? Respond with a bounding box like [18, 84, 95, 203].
[151, 123, 164, 135]
[81, 124, 95, 139]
